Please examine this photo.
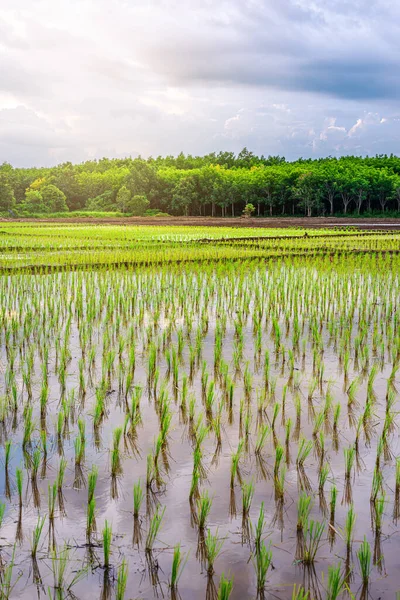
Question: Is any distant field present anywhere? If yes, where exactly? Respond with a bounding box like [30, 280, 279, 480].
[1, 222, 400, 272]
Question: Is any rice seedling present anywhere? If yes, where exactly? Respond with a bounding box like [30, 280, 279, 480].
[0, 227, 399, 597]
[230, 440, 244, 489]
[145, 505, 165, 553]
[170, 543, 189, 593]
[296, 438, 313, 493]
[252, 540, 273, 596]
[116, 558, 128, 600]
[342, 446, 355, 505]
[197, 489, 212, 530]
[31, 515, 46, 559]
[344, 504, 356, 551]
[325, 563, 347, 600]
[217, 573, 234, 600]
[102, 520, 112, 568]
[0, 545, 19, 599]
[292, 585, 309, 600]
[205, 528, 225, 575]
[302, 520, 325, 565]
[16, 467, 23, 507]
[295, 493, 312, 561]
[357, 536, 372, 591]
[394, 457, 400, 522]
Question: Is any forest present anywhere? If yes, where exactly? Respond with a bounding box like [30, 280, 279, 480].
[1, 149, 400, 217]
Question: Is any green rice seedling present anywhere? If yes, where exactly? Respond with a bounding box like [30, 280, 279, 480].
[170, 543, 189, 592]
[31, 515, 46, 559]
[374, 492, 385, 532]
[16, 467, 23, 507]
[22, 406, 34, 448]
[0, 545, 18, 599]
[230, 440, 244, 489]
[57, 458, 67, 515]
[146, 453, 155, 491]
[307, 377, 318, 415]
[318, 463, 329, 515]
[74, 436, 84, 466]
[197, 490, 212, 530]
[344, 504, 356, 551]
[88, 464, 98, 504]
[394, 457, 400, 521]
[255, 424, 270, 455]
[296, 438, 313, 493]
[373, 493, 385, 571]
[293, 394, 302, 442]
[273, 446, 287, 503]
[292, 585, 309, 600]
[102, 520, 112, 568]
[217, 573, 234, 600]
[370, 467, 383, 509]
[111, 426, 123, 478]
[133, 480, 144, 518]
[252, 541, 273, 595]
[302, 520, 325, 565]
[205, 528, 225, 575]
[241, 480, 254, 539]
[86, 497, 96, 540]
[254, 502, 266, 557]
[244, 363, 252, 399]
[0, 502, 5, 530]
[190, 456, 201, 501]
[40, 381, 49, 422]
[4, 440, 11, 499]
[326, 563, 347, 600]
[263, 351, 270, 392]
[145, 505, 165, 552]
[51, 544, 69, 591]
[347, 377, 359, 410]
[116, 558, 128, 600]
[48, 482, 57, 527]
[342, 446, 355, 505]
[295, 493, 312, 561]
[285, 418, 292, 465]
[357, 536, 372, 586]
[205, 380, 215, 421]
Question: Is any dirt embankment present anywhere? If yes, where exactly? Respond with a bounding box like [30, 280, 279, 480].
[2, 216, 400, 229]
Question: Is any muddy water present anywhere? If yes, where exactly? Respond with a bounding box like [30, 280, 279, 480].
[0, 262, 399, 599]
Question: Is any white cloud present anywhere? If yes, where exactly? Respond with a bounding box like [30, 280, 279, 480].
[0, 0, 399, 166]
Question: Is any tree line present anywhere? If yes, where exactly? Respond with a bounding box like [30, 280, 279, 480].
[1, 149, 400, 217]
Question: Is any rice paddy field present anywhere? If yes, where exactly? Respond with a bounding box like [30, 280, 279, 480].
[0, 223, 400, 599]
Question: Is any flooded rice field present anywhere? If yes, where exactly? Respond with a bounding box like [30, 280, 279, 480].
[0, 254, 399, 599]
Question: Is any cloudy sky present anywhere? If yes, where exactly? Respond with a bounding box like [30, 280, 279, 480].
[1, 0, 399, 166]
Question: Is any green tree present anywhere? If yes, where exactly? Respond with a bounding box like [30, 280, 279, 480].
[243, 203, 255, 218]
[0, 173, 15, 211]
[21, 190, 46, 213]
[127, 194, 150, 216]
[294, 171, 323, 217]
[41, 184, 68, 212]
[116, 185, 132, 213]
[86, 191, 116, 211]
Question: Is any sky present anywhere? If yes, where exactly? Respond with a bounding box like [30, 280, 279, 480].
[1, 0, 399, 167]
